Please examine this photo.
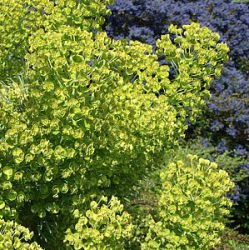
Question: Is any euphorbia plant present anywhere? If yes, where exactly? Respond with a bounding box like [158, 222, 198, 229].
[0, 0, 229, 248]
[140, 155, 234, 249]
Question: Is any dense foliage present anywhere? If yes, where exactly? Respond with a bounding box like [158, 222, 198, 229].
[165, 141, 249, 231]
[0, 0, 237, 249]
[0, 19, 228, 223]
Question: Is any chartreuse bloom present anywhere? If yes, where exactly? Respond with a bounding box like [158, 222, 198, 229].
[0, 0, 114, 79]
[64, 196, 134, 250]
[0, 219, 42, 249]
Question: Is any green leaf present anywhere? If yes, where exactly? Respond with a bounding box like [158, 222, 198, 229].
[7, 191, 17, 201]
[0, 200, 5, 209]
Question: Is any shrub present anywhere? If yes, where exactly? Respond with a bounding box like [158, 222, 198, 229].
[190, 64, 249, 166]
[208, 66, 248, 155]
[140, 154, 234, 249]
[0, 18, 228, 220]
[183, 137, 249, 231]
[0, 219, 42, 249]
[0, 0, 229, 248]
[172, 140, 248, 198]
[64, 196, 134, 249]
[169, 141, 249, 231]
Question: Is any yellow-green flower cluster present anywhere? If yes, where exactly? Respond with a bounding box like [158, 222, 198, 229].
[156, 23, 229, 123]
[0, 219, 42, 250]
[0, 0, 114, 79]
[141, 154, 234, 249]
[64, 196, 134, 250]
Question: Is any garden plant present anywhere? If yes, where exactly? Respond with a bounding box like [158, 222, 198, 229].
[0, 0, 243, 249]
